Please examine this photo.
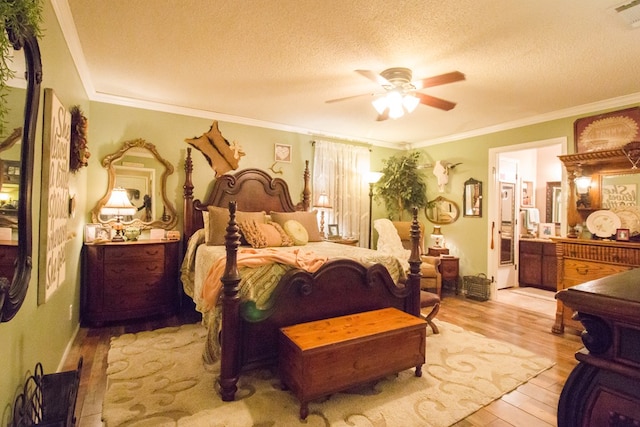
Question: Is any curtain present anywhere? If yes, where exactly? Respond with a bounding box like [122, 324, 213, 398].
[312, 140, 370, 247]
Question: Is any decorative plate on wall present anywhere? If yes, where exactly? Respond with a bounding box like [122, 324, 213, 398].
[611, 205, 640, 236]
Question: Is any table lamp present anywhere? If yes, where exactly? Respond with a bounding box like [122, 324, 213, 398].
[313, 192, 332, 238]
[100, 188, 136, 241]
[431, 226, 445, 248]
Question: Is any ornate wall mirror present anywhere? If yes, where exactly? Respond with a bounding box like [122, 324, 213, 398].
[0, 25, 42, 321]
[91, 139, 178, 230]
[463, 178, 482, 217]
[424, 196, 460, 225]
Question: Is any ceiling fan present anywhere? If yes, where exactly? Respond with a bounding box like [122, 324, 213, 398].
[326, 68, 465, 121]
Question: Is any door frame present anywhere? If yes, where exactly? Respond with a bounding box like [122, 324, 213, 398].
[487, 136, 567, 299]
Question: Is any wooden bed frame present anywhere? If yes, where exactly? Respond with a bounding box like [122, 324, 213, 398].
[182, 148, 423, 401]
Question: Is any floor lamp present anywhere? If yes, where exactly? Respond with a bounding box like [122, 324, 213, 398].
[366, 172, 383, 248]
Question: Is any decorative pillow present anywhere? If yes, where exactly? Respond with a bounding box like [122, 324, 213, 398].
[283, 219, 309, 245]
[206, 206, 266, 246]
[202, 211, 210, 244]
[270, 211, 322, 242]
[239, 220, 293, 248]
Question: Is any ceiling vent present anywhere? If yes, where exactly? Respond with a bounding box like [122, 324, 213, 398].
[614, 0, 640, 28]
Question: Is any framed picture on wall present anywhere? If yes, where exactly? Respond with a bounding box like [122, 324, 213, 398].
[574, 107, 640, 153]
[274, 143, 292, 163]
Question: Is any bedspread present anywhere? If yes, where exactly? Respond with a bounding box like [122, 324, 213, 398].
[180, 231, 408, 363]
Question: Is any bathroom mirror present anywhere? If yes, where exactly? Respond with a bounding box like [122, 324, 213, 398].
[463, 178, 482, 217]
[0, 24, 42, 322]
[91, 139, 178, 230]
[424, 196, 460, 225]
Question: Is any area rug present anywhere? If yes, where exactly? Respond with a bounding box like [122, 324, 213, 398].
[103, 320, 553, 427]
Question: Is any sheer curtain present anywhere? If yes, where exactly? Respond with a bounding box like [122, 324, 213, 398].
[312, 140, 371, 247]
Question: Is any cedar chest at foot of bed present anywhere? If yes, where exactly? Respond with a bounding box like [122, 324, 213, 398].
[278, 307, 427, 420]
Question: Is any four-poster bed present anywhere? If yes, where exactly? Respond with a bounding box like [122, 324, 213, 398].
[180, 148, 423, 401]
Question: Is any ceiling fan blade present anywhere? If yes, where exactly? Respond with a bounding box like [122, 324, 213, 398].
[414, 71, 465, 90]
[355, 69, 391, 86]
[325, 92, 375, 103]
[376, 109, 389, 121]
[415, 93, 457, 111]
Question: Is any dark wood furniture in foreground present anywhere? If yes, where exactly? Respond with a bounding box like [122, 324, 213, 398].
[279, 307, 426, 420]
[556, 268, 640, 427]
[181, 148, 423, 402]
[81, 240, 180, 326]
[518, 239, 556, 291]
[551, 238, 640, 334]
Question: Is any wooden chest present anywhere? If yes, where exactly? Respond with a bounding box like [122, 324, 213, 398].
[279, 307, 426, 419]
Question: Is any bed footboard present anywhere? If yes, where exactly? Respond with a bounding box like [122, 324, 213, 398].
[217, 204, 422, 401]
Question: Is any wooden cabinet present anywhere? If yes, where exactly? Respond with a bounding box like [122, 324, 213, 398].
[82, 240, 180, 325]
[518, 239, 556, 291]
[552, 238, 640, 333]
[556, 269, 640, 427]
[0, 241, 17, 282]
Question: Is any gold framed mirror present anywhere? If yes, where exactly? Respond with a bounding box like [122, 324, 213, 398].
[424, 196, 460, 225]
[91, 139, 178, 230]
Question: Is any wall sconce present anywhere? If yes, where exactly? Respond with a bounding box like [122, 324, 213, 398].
[313, 192, 332, 238]
[100, 188, 137, 241]
[366, 171, 383, 248]
[431, 225, 445, 248]
[574, 175, 592, 208]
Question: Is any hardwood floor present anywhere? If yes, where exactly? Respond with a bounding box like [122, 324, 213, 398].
[61, 294, 584, 427]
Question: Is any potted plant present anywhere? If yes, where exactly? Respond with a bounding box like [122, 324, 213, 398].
[375, 151, 428, 220]
[0, 0, 42, 136]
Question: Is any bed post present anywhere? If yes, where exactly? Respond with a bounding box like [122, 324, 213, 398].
[218, 201, 242, 401]
[183, 148, 194, 244]
[302, 160, 311, 210]
[407, 207, 422, 317]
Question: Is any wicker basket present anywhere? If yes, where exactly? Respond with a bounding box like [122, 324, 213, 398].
[462, 273, 491, 301]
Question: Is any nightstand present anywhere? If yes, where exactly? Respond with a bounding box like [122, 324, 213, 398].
[427, 246, 450, 257]
[438, 256, 460, 294]
[81, 239, 180, 325]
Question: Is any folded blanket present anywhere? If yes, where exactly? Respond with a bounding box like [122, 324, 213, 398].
[202, 248, 328, 310]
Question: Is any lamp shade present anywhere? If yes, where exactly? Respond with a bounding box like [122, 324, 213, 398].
[574, 176, 592, 194]
[313, 192, 332, 209]
[101, 188, 136, 217]
[430, 226, 442, 237]
[366, 171, 383, 184]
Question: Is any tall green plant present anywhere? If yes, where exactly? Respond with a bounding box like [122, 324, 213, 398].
[0, 0, 43, 136]
[375, 151, 428, 220]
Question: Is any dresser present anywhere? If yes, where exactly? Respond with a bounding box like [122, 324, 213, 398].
[82, 240, 180, 325]
[0, 240, 17, 281]
[551, 238, 640, 334]
[556, 268, 640, 427]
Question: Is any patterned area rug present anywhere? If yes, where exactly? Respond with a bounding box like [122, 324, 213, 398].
[103, 320, 553, 426]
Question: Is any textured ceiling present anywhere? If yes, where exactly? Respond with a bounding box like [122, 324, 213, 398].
[56, 0, 640, 148]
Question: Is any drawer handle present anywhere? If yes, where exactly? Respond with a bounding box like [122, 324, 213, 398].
[145, 266, 160, 272]
[145, 250, 160, 256]
[576, 267, 590, 275]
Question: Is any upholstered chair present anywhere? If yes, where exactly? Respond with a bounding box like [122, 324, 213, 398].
[373, 218, 441, 333]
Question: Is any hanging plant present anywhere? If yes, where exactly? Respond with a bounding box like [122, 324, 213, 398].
[0, 0, 43, 136]
[375, 151, 428, 220]
[69, 105, 90, 172]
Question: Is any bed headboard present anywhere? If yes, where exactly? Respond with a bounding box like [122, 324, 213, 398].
[183, 148, 311, 241]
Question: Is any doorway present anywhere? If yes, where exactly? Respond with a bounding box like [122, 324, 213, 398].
[487, 137, 566, 298]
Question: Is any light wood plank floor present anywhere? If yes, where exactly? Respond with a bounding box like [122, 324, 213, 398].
[61, 292, 584, 427]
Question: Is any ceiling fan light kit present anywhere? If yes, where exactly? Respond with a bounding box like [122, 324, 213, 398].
[328, 67, 465, 121]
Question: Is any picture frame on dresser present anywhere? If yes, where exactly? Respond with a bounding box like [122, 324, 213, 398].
[327, 224, 339, 238]
[616, 228, 630, 241]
